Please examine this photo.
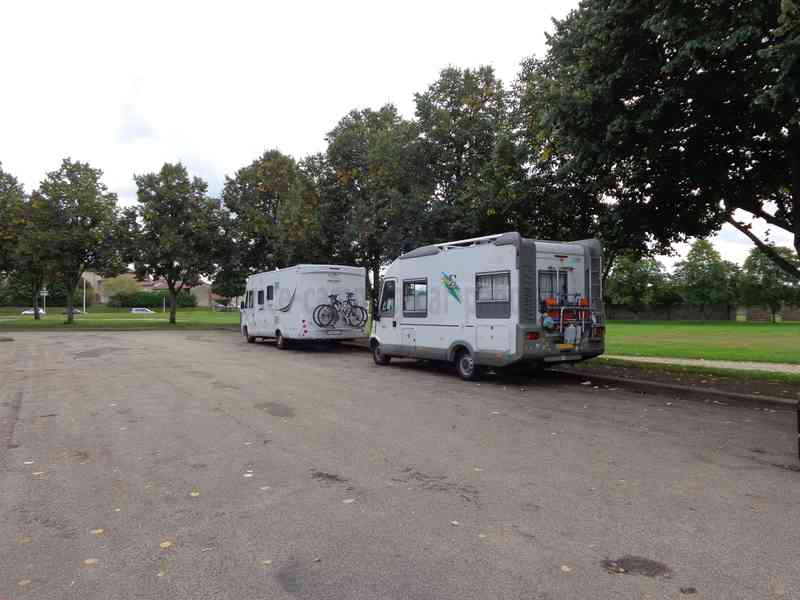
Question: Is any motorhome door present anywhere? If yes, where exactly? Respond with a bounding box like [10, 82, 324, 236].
[256, 282, 276, 335]
[375, 278, 400, 346]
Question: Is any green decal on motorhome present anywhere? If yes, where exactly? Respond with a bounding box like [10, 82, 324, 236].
[441, 272, 461, 303]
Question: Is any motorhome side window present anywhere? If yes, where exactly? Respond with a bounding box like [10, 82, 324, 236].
[403, 279, 427, 317]
[266, 285, 274, 301]
[257, 290, 264, 305]
[476, 272, 511, 318]
[246, 291, 253, 308]
[380, 280, 395, 316]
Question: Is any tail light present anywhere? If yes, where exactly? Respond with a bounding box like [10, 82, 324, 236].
[592, 326, 605, 338]
[526, 332, 540, 341]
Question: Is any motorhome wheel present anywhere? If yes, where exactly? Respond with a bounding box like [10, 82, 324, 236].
[244, 327, 255, 344]
[372, 342, 391, 365]
[456, 349, 481, 381]
[276, 331, 289, 349]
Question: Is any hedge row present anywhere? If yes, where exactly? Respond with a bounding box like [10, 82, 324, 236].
[108, 290, 197, 308]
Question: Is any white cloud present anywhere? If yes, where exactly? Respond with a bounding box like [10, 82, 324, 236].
[1, 0, 574, 204]
[657, 211, 796, 271]
[2, 0, 794, 265]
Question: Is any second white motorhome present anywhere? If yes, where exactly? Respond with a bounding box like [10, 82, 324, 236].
[241, 264, 367, 347]
[370, 232, 605, 379]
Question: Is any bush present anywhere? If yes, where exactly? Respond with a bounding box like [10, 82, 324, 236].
[109, 290, 197, 308]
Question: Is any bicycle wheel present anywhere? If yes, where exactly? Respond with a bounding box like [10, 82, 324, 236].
[348, 306, 367, 328]
[313, 304, 338, 327]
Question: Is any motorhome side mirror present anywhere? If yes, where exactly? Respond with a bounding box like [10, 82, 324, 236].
[372, 300, 380, 321]
[239, 301, 244, 310]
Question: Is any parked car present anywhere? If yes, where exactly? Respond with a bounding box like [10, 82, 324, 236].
[21, 308, 46, 315]
[62, 308, 83, 315]
[130, 307, 155, 314]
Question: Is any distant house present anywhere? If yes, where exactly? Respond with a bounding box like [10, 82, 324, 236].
[86, 271, 224, 307]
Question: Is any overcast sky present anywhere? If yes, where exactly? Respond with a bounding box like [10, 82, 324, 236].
[1, 0, 792, 270]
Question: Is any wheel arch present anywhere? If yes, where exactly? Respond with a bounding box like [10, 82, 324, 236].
[447, 341, 475, 363]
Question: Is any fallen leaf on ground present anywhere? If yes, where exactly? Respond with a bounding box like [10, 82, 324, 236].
[561, 565, 572, 573]
[17, 536, 32, 544]
[261, 560, 273, 566]
[190, 489, 200, 497]
[83, 558, 99, 566]
[243, 473, 253, 478]
[478, 534, 487, 539]
[159, 540, 172, 549]
[450, 520, 459, 526]
[90, 528, 104, 535]
[342, 498, 356, 504]
[18, 579, 31, 587]
[23, 460, 34, 465]
[32, 471, 45, 476]
[581, 381, 592, 386]
[259, 486, 271, 491]
[473, 467, 483, 472]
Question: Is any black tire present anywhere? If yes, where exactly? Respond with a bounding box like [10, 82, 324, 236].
[529, 362, 549, 376]
[455, 349, 481, 381]
[372, 342, 391, 365]
[276, 331, 289, 350]
[244, 327, 255, 344]
[313, 304, 338, 328]
[349, 306, 368, 328]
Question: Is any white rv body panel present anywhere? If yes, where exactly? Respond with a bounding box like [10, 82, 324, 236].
[241, 264, 367, 342]
[371, 232, 604, 368]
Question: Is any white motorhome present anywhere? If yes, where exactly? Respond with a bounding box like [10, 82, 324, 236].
[240, 264, 367, 348]
[370, 232, 605, 379]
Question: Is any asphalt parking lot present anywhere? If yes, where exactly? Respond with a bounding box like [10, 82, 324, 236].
[1, 331, 799, 600]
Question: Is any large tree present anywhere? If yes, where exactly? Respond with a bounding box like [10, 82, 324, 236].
[36, 159, 121, 323]
[606, 254, 669, 312]
[132, 163, 222, 324]
[222, 149, 304, 273]
[532, 0, 800, 279]
[0, 162, 25, 275]
[674, 240, 738, 318]
[325, 104, 432, 296]
[740, 245, 800, 322]
[415, 66, 509, 239]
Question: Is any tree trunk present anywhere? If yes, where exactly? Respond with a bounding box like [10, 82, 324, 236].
[789, 127, 800, 260]
[65, 281, 76, 325]
[168, 285, 178, 325]
[32, 287, 41, 320]
[371, 264, 381, 304]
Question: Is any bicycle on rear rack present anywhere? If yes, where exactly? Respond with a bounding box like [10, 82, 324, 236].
[312, 292, 367, 328]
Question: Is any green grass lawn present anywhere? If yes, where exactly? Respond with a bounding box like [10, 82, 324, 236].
[0, 307, 240, 329]
[606, 320, 800, 364]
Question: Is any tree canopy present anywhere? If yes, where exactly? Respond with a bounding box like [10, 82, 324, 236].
[130, 163, 223, 324]
[740, 245, 800, 321]
[34, 159, 121, 322]
[674, 240, 738, 316]
[531, 0, 800, 279]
